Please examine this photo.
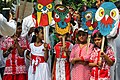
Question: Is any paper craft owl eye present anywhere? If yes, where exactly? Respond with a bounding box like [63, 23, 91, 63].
[65, 13, 71, 23]
[85, 12, 92, 20]
[99, 8, 104, 17]
[54, 13, 60, 22]
[110, 8, 118, 20]
[37, 4, 43, 10]
[46, 4, 52, 9]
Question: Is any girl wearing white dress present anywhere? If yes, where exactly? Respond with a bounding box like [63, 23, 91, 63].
[26, 27, 51, 80]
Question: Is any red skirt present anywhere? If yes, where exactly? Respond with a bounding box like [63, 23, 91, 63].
[3, 74, 28, 80]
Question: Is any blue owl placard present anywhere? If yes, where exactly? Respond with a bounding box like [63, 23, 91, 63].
[95, 2, 119, 36]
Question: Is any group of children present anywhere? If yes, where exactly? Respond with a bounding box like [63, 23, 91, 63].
[0, 22, 115, 80]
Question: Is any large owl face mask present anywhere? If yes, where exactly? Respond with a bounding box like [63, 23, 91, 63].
[82, 8, 98, 34]
[95, 2, 119, 36]
[54, 4, 71, 35]
[35, 0, 54, 26]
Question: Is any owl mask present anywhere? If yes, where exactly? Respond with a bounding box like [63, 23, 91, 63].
[35, 0, 54, 26]
[95, 2, 119, 36]
[54, 4, 71, 35]
[82, 8, 98, 34]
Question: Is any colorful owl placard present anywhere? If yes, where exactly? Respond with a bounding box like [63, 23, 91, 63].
[95, 2, 119, 36]
[82, 8, 98, 34]
[54, 4, 71, 35]
[35, 0, 55, 27]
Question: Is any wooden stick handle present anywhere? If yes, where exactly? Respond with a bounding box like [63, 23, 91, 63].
[44, 27, 46, 43]
[62, 35, 65, 47]
[101, 36, 105, 53]
[86, 35, 91, 54]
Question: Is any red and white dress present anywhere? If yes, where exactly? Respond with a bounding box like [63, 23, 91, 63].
[53, 41, 73, 80]
[28, 43, 51, 80]
[1, 37, 28, 80]
[89, 47, 115, 80]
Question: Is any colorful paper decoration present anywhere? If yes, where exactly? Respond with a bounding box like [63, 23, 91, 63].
[82, 8, 98, 34]
[35, 0, 54, 27]
[54, 4, 71, 35]
[95, 2, 119, 36]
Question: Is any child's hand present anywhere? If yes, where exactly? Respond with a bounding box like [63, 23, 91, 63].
[44, 43, 48, 51]
[62, 46, 68, 52]
[100, 52, 106, 57]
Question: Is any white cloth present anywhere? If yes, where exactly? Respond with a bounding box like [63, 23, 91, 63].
[28, 43, 51, 80]
[56, 58, 66, 80]
[21, 15, 36, 37]
[0, 14, 16, 37]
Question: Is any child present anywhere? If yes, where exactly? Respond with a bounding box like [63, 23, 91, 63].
[89, 30, 115, 80]
[52, 33, 73, 80]
[70, 28, 93, 80]
[26, 27, 51, 80]
[2, 22, 28, 80]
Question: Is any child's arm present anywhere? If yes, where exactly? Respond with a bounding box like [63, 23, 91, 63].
[101, 52, 114, 66]
[89, 63, 98, 67]
[44, 43, 49, 62]
[3, 46, 13, 58]
[26, 50, 31, 60]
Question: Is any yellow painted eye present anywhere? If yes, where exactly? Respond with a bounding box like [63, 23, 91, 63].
[85, 12, 92, 20]
[37, 4, 43, 10]
[111, 10, 116, 17]
[46, 4, 52, 9]
[99, 9, 104, 17]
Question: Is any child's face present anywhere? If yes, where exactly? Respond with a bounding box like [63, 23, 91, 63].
[16, 26, 22, 37]
[94, 37, 102, 47]
[37, 29, 44, 40]
[78, 32, 88, 43]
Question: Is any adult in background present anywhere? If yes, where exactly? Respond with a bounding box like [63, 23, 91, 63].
[0, 9, 16, 37]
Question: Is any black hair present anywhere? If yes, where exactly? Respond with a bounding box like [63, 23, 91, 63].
[114, 1, 120, 9]
[17, 22, 22, 27]
[92, 31, 108, 52]
[31, 27, 43, 43]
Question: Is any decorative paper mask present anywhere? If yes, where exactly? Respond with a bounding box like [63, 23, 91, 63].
[54, 4, 71, 35]
[81, 8, 98, 34]
[35, 0, 54, 26]
[95, 2, 119, 36]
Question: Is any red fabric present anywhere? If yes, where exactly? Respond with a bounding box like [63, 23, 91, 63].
[53, 60, 70, 80]
[100, 69, 108, 78]
[3, 74, 28, 80]
[54, 42, 71, 58]
[65, 62, 70, 80]
[31, 54, 45, 73]
[2, 37, 27, 75]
